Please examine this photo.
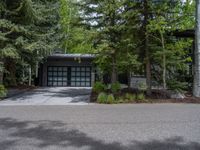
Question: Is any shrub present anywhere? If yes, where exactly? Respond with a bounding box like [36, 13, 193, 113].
[93, 82, 106, 93]
[111, 82, 121, 93]
[125, 93, 136, 102]
[97, 92, 107, 104]
[117, 99, 124, 103]
[167, 80, 187, 92]
[137, 93, 145, 102]
[107, 94, 115, 104]
[115, 96, 123, 103]
[0, 85, 7, 98]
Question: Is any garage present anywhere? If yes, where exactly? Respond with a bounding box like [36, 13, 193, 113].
[39, 53, 95, 87]
[47, 66, 91, 87]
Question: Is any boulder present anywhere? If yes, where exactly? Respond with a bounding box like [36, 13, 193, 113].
[168, 91, 185, 99]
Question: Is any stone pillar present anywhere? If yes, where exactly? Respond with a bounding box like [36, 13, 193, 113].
[91, 67, 95, 87]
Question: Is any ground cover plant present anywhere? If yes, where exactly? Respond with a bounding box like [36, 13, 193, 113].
[0, 85, 7, 98]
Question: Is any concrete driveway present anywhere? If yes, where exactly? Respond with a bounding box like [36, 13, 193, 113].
[0, 87, 92, 105]
[0, 104, 199, 150]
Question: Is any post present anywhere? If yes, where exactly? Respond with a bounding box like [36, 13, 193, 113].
[35, 50, 39, 78]
[193, 0, 200, 97]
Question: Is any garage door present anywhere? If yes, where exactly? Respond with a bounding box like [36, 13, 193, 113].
[47, 66, 91, 87]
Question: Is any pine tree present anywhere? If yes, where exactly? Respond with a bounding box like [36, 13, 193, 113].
[0, 0, 60, 86]
[147, 0, 194, 91]
[80, 0, 134, 83]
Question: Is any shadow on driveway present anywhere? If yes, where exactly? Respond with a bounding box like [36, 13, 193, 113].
[0, 117, 199, 150]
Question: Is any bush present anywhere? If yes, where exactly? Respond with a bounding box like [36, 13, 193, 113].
[137, 93, 145, 102]
[115, 96, 123, 103]
[125, 93, 136, 102]
[107, 94, 115, 104]
[0, 85, 7, 98]
[97, 92, 107, 104]
[93, 82, 106, 93]
[111, 82, 121, 93]
[167, 80, 187, 92]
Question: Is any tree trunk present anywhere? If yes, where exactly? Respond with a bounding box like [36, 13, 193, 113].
[144, 0, 151, 95]
[111, 56, 117, 84]
[145, 34, 151, 95]
[160, 31, 167, 90]
[193, 0, 200, 97]
[4, 58, 17, 86]
[128, 71, 131, 89]
[29, 66, 32, 86]
[0, 59, 4, 85]
[35, 61, 39, 78]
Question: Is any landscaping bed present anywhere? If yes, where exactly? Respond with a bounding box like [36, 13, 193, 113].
[91, 90, 200, 104]
[90, 82, 200, 104]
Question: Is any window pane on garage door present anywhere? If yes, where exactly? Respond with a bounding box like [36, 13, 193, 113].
[47, 67, 68, 87]
[71, 67, 91, 87]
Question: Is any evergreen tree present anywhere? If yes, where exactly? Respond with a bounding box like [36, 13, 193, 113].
[80, 0, 140, 83]
[147, 0, 194, 90]
[0, 0, 60, 86]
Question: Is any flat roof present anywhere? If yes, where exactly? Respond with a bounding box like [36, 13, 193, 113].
[48, 54, 96, 59]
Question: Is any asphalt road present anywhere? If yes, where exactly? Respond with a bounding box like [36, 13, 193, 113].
[0, 104, 200, 150]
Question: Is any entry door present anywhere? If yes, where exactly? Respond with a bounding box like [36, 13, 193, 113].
[47, 67, 68, 87]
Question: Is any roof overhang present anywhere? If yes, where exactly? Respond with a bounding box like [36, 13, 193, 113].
[173, 29, 194, 38]
[47, 54, 96, 60]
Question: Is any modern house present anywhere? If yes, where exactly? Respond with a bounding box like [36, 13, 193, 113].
[39, 53, 96, 87]
[38, 51, 146, 88]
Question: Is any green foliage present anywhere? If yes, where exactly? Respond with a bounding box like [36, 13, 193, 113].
[167, 80, 188, 92]
[116, 96, 125, 103]
[137, 93, 146, 102]
[93, 82, 106, 93]
[0, 0, 60, 86]
[111, 82, 121, 93]
[0, 0, 195, 92]
[125, 93, 136, 102]
[107, 94, 115, 104]
[97, 93, 115, 104]
[0, 85, 7, 98]
[59, 0, 95, 53]
[97, 92, 107, 104]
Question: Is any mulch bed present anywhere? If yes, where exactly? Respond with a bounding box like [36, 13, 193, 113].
[6, 85, 37, 90]
[90, 88, 200, 104]
[147, 97, 200, 104]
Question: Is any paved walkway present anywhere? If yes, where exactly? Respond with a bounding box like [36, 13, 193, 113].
[0, 104, 199, 150]
[0, 87, 92, 105]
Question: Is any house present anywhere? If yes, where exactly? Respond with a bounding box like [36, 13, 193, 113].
[39, 52, 96, 87]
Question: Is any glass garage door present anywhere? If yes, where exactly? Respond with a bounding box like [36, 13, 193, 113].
[71, 67, 91, 87]
[47, 66, 91, 87]
[47, 67, 68, 87]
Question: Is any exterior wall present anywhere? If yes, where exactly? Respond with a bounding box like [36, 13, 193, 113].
[130, 76, 147, 89]
[41, 58, 95, 87]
